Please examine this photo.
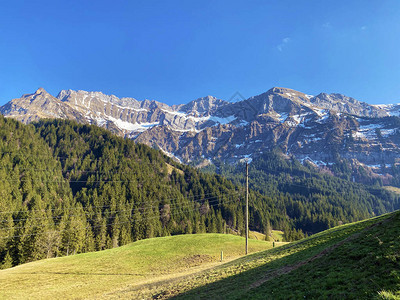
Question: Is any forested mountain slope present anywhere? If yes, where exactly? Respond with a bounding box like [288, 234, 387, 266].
[0, 117, 285, 268]
[0, 117, 398, 269]
[0, 118, 74, 266]
[206, 151, 400, 235]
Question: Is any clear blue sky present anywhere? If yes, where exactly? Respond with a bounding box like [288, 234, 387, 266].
[1, 0, 400, 106]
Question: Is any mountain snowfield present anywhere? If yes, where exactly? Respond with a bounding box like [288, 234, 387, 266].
[1, 87, 400, 174]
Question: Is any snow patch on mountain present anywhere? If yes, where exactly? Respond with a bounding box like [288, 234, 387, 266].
[3, 86, 400, 171]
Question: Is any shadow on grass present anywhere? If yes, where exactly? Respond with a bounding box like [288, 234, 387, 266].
[168, 243, 336, 299]
[170, 212, 399, 299]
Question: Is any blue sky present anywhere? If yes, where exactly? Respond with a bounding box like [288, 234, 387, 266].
[1, 0, 400, 106]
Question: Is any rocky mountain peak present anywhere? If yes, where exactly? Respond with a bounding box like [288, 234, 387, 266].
[2, 86, 400, 176]
[0, 87, 86, 124]
[19, 87, 52, 101]
[57, 89, 121, 104]
[22, 88, 56, 105]
[311, 93, 387, 117]
[264, 87, 311, 100]
[234, 87, 311, 120]
[267, 87, 306, 96]
[312, 92, 359, 105]
[57, 89, 74, 101]
[179, 95, 227, 115]
[35, 87, 47, 95]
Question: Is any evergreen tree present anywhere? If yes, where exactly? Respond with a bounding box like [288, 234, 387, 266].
[264, 220, 272, 241]
[1, 251, 13, 269]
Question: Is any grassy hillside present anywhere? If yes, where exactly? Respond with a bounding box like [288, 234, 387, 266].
[385, 186, 400, 195]
[2, 212, 399, 299]
[248, 230, 284, 242]
[171, 211, 400, 299]
[0, 234, 275, 299]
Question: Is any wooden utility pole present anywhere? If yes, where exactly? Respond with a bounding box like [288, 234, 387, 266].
[245, 162, 249, 255]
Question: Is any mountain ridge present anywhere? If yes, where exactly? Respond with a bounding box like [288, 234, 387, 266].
[1, 87, 400, 181]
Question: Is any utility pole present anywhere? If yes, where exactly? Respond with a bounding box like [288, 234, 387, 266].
[245, 161, 249, 255]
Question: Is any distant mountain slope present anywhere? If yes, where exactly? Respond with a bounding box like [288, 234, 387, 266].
[211, 150, 400, 234]
[1, 87, 400, 182]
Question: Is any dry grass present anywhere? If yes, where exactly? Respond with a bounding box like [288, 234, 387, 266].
[384, 186, 400, 194]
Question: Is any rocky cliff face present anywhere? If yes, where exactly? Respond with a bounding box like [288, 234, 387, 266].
[0, 88, 87, 123]
[1, 87, 399, 175]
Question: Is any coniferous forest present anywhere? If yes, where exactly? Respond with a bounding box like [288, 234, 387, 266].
[0, 116, 399, 268]
[207, 151, 400, 237]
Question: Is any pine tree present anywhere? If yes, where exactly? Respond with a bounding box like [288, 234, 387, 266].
[264, 220, 272, 241]
[1, 251, 13, 269]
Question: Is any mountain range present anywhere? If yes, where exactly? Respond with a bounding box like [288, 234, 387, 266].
[1, 87, 400, 178]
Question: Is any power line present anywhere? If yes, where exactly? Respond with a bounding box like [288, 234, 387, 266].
[0, 193, 239, 226]
[0, 151, 92, 160]
[0, 197, 233, 229]
[0, 169, 115, 174]
[0, 192, 241, 225]
[0, 152, 148, 160]
[0, 191, 240, 216]
[0, 198, 238, 240]
[0, 179, 142, 183]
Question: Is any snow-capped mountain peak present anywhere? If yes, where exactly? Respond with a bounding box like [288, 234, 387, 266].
[1, 87, 399, 174]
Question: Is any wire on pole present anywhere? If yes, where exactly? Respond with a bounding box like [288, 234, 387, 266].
[245, 161, 249, 255]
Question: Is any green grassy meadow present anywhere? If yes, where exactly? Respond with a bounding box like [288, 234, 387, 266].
[248, 229, 284, 242]
[1, 212, 400, 299]
[385, 186, 400, 195]
[0, 234, 274, 299]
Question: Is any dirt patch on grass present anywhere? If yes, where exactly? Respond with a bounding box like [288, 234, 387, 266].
[182, 254, 213, 267]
